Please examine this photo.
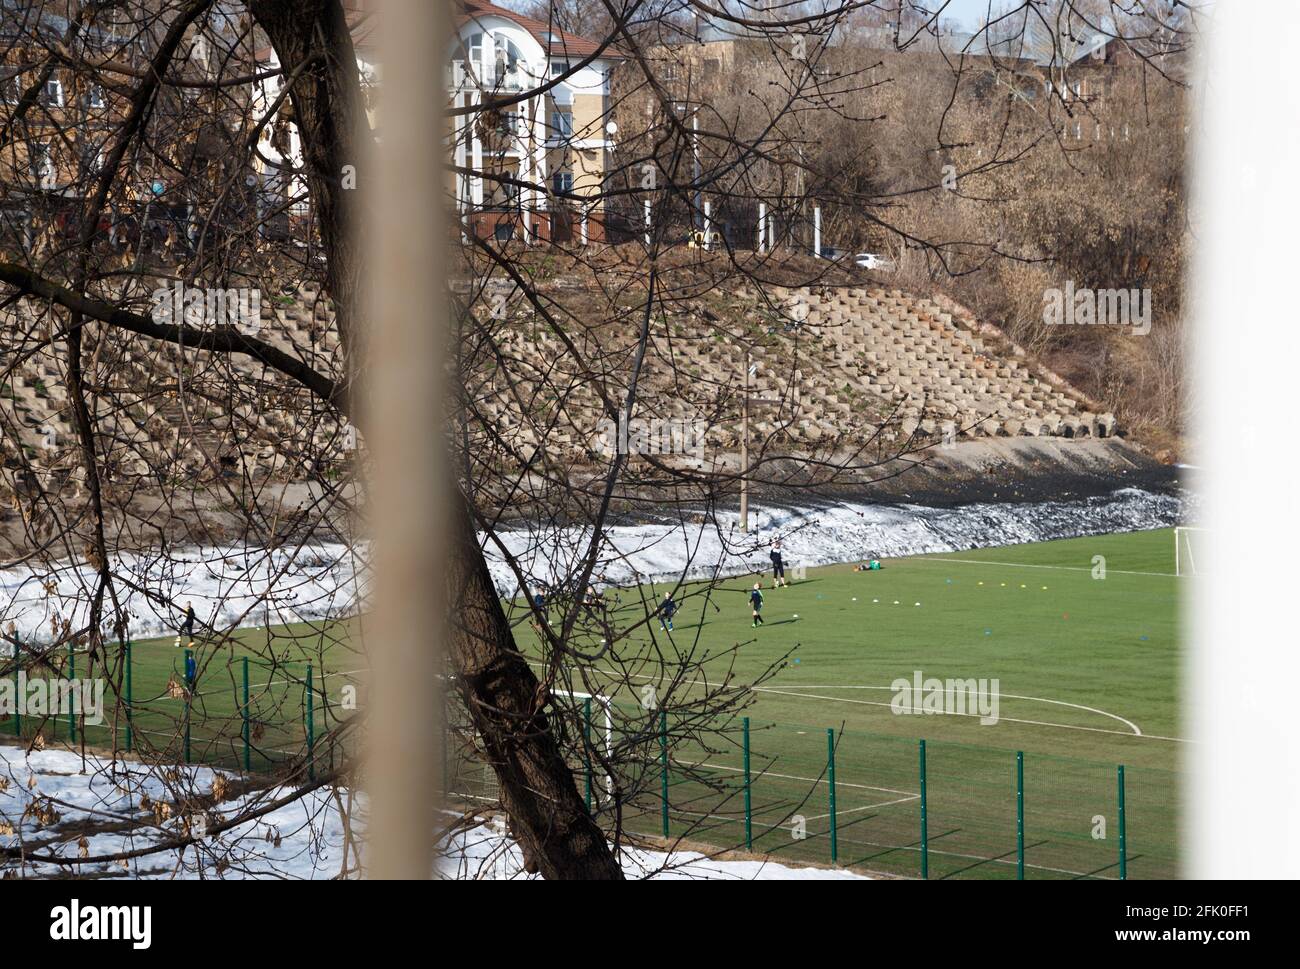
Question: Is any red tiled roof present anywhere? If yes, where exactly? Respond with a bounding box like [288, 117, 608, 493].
[254, 2, 621, 65]
[456, 1, 622, 61]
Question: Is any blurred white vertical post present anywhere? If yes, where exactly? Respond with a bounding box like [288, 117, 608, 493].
[758, 202, 767, 253]
[813, 206, 821, 258]
[519, 98, 532, 245]
[703, 199, 712, 251]
[643, 198, 651, 246]
[367, 0, 447, 879]
[1191, 0, 1300, 877]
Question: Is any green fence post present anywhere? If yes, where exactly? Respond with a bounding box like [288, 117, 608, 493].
[583, 697, 593, 813]
[919, 739, 928, 880]
[659, 709, 669, 838]
[114, 638, 122, 751]
[1118, 764, 1127, 881]
[67, 641, 76, 742]
[743, 716, 753, 850]
[827, 728, 838, 864]
[124, 640, 132, 753]
[183, 648, 193, 765]
[241, 655, 250, 772]
[305, 663, 315, 781]
[1016, 750, 1025, 880]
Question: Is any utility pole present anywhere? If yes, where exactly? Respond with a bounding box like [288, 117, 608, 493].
[739, 352, 782, 532]
[740, 356, 750, 530]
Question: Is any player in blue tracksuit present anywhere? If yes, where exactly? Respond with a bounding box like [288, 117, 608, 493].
[659, 592, 676, 631]
[749, 583, 765, 627]
[531, 586, 548, 628]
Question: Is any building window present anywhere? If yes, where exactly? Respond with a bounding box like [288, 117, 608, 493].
[553, 171, 574, 194]
[88, 84, 105, 108]
[495, 111, 522, 138]
[44, 76, 63, 106]
[551, 60, 570, 77]
[551, 110, 573, 139]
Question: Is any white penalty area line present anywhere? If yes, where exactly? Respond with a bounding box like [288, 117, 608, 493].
[910, 557, 1176, 578]
[680, 759, 918, 799]
[529, 660, 1189, 744]
[754, 686, 1188, 743]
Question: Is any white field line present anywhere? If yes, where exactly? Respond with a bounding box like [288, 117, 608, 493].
[654, 798, 1113, 880]
[666, 794, 917, 830]
[911, 557, 1176, 578]
[444, 784, 1111, 879]
[802, 794, 920, 822]
[756, 687, 1188, 743]
[834, 836, 1120, 880]
[756, 685, 1144, 735]
[681, 759, 918, 798]
[532, 661, 1187, 743]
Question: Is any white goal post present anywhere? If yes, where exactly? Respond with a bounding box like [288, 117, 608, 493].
[557, 690, 614, 800]
[1175, 526, 1209, 576]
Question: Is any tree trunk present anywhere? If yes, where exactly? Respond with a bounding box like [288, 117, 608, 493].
[448, 495, 624, 879]
[253, 0, 622, 880]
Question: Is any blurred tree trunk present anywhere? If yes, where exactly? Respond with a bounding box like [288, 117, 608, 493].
[252, 0, 620, 880]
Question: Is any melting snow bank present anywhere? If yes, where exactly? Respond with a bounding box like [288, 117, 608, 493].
[0, 488, 1181, 644]
[483, 487, 1184, 594]
[0, 746, 350, 879]
[0, 543, 366, 650]
[0, 746, 865, 880]
[439, 816, 866, 880]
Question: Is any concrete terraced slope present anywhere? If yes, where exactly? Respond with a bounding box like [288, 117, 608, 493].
[1, 278, 1116, 498]
[770, 285, 1116, 441]
[0, 281, 348, 500]
[467, 281, 1117, 473]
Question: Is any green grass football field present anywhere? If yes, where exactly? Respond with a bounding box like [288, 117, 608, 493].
[503, 526, 1183, 879]
[3, 527, 1182, 878]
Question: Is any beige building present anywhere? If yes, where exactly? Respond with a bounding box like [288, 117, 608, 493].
[448, 1, 621, 243]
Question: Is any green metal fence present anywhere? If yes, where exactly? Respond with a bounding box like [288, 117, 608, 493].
[444, 702, 1178, 880]
[3, 649, 1177, 879]
[0, 642, 352, 778]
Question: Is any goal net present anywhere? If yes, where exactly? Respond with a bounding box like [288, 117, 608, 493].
[1175, 526, 1208, 576]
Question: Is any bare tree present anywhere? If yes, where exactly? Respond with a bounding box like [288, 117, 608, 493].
[0, 0, 1194, 879]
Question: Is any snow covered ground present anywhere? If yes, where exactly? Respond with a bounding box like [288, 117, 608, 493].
[0, 745, 352, 879]
[0, 542, 365, 652]
[486, 487, 1183, 594]
[0, 745, 865, 880]
[0, 488, 1180, 648]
